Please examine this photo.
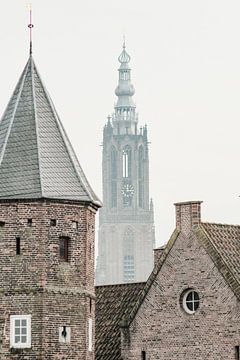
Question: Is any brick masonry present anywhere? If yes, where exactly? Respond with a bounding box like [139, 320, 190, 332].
[121, 202, 240, 359]
[0, 199, 96, 359]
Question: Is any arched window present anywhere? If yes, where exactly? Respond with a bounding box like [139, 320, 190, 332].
[138, 146, 144, 208]
[123, 227, 135, 282]
[111, 147, 117, 207]
[111, 147, 117, 179]
[122, 146, 131, 178]
[138, 146, 144, 178]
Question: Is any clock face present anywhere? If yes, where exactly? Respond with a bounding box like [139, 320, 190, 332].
[121, 183, 134, 197]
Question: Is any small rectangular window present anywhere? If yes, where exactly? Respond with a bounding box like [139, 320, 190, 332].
[59, 237, 69, 262]
[16, 237, 21, 255]
[236, 346, 240, 360]
[141, 351, 146, 360]
[0, 221, 5, 227]
[10, 315, 31, 348]
[50, 219, 57, 227]
[72, 221, 78, 229]
[27, 219, 32, 227]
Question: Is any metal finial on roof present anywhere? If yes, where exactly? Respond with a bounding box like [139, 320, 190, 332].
[27, 4, 34, 55]
[118, 38, 130, 63]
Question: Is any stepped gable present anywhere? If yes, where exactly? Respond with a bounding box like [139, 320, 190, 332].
[96, 282, 145, 360]
[0, 55, 100, 205]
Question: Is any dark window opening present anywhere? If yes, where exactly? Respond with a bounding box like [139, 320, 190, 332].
[50, 219, 57, 227]
[235, 346, 240, 360]
[16, 237, 21, 255]
[141, 351, 146, 360]
[0, 221, 5, 227]
[27, 219, 32, 227]
[59, 237, 69, 262]
[89, 298, 92, 314]
[61, 326, 67, 338]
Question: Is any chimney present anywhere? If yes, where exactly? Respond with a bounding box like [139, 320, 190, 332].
[174, 201, 202, 235]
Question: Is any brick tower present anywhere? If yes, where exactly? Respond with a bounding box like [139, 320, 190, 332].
[0, 53, 101, 358]
[96, 43, 155, 285]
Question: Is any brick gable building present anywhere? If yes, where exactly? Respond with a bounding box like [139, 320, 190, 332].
[96, 201, 240, 359]
[0, 54, 101, 358]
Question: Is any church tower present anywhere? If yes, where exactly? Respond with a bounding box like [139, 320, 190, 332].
[96, 44, 155, 285]
[0, 51, 101, 357]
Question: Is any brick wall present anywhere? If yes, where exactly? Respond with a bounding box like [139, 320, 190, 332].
[121, 202, 240, 359]
[0, 199, 96, 359]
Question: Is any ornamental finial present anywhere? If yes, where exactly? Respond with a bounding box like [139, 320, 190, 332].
[27, 4, 34, 55]
[118, 38, 130, 64]
[123, 34, 126, 49]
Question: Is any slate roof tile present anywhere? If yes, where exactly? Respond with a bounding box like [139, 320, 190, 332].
[0, 56, 101, 205]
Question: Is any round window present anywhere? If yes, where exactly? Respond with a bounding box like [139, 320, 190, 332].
[182, 289, 200, 314]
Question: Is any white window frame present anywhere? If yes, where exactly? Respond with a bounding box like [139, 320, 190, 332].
[182, 289, 200, 314]
[10, 315, 31, 348]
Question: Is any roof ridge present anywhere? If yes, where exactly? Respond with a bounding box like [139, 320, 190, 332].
[0, 60, 29, 166]
[30, 56, 43, 196]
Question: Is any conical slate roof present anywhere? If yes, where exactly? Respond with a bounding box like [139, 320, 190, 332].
[0, 55, 101, 205]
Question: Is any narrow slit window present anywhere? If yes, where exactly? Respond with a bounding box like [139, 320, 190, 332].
[27, 219, 32, 227]
[89, 298, 92, 314]
[141, 351, 146, 360]
[16, 237, 21, 255]
[236, 346, 240, 360]
[59, 237, 69, 262]
[122, 146, 131, 178]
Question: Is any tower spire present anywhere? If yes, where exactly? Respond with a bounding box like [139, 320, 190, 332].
[28, 4, 34, 55]
[112, 43, 138, 135]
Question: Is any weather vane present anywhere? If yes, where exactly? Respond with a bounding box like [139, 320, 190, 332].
[27, 4, 34, 55]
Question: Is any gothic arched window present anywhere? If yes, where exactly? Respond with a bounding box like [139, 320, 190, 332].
[123, 227, 135, 282]
[111, 147, 117, 207]
[122, 146, 131, 178]
[138, 145, 144, 208]
[111, 147, 117, 179]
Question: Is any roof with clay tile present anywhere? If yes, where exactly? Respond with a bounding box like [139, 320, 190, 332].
[96, 282, 145, 360]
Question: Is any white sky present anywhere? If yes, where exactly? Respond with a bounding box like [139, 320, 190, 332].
[0, 0, 240, 246]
